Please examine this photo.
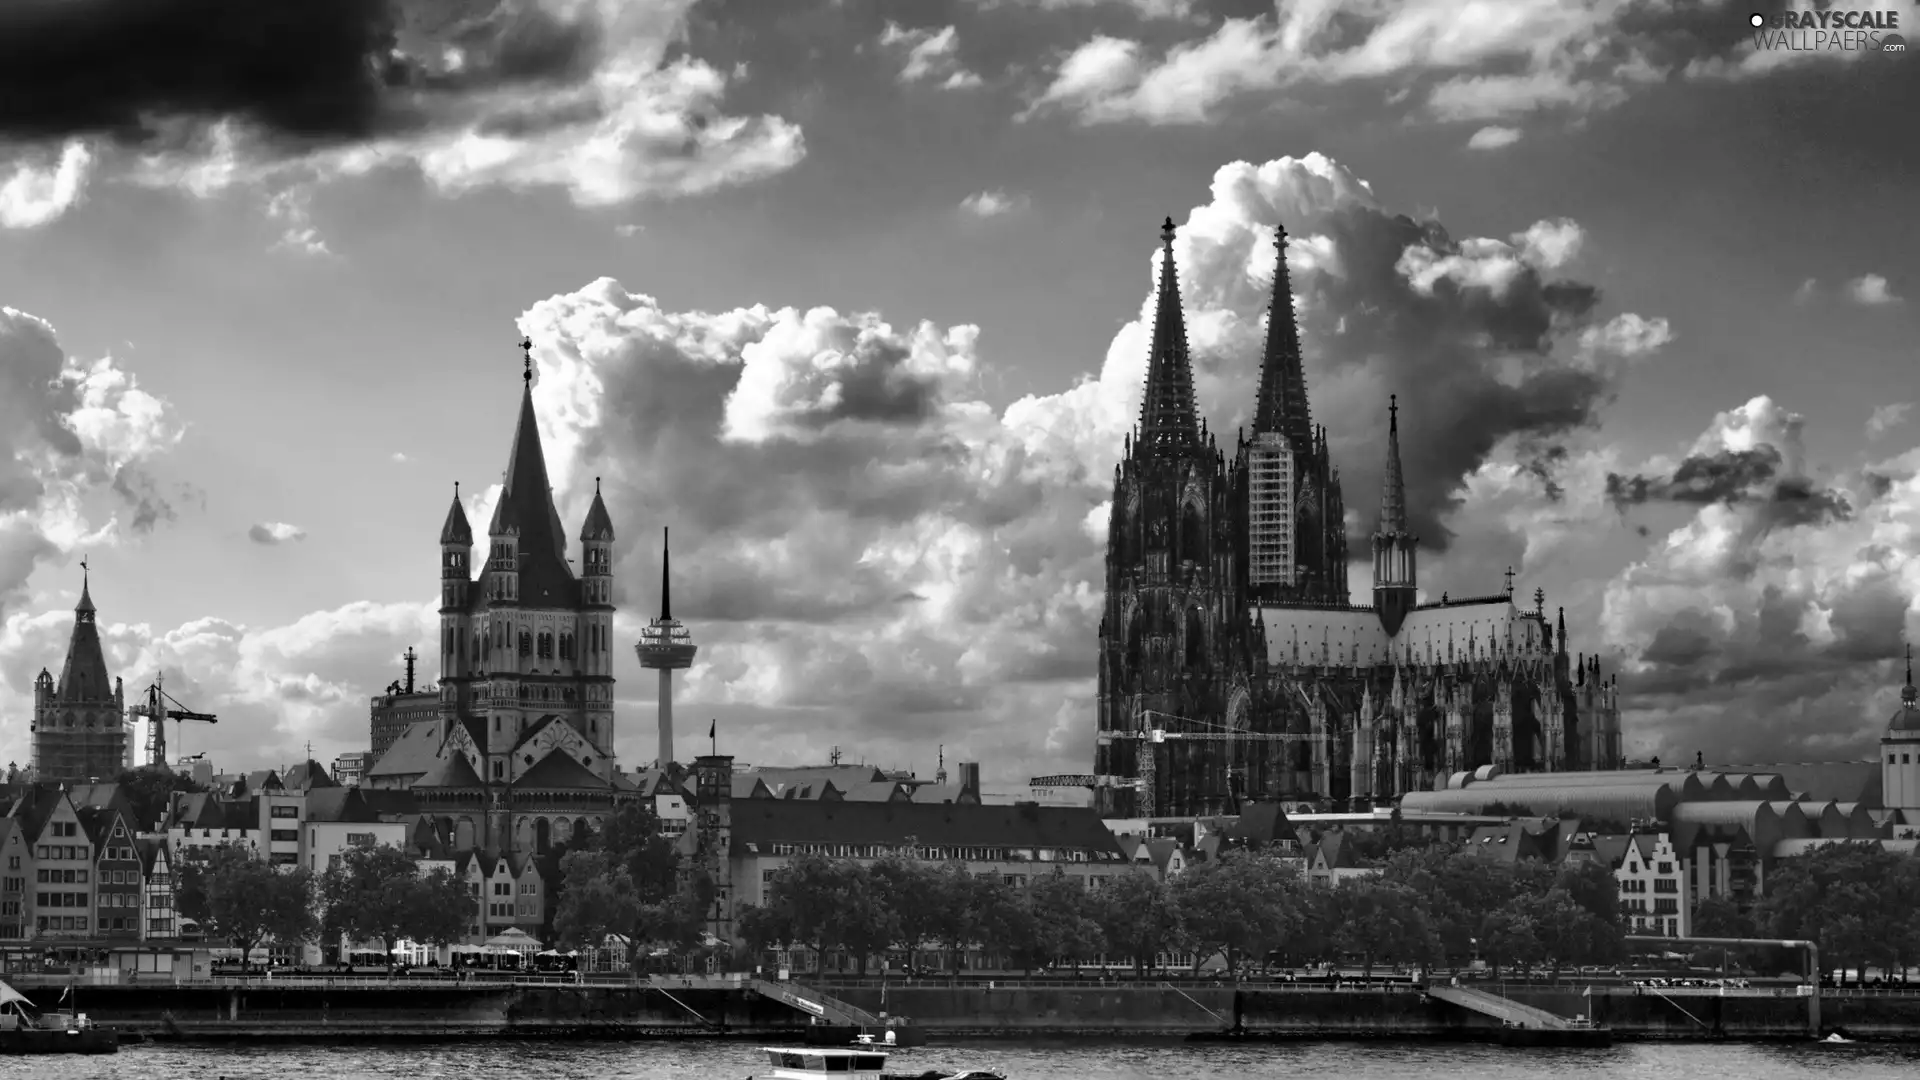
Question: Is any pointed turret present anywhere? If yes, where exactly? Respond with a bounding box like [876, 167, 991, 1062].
[1135, 217, 1201, 458]
[484, 340, 577, 606]
[1371, 396, 1418, 637]
[440, 483, 473, 546]
[580, 477, 615, 544]
[1254, 224, 1314, 455]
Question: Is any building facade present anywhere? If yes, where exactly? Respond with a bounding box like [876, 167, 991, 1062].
[1093, 220, 1622, 818]
[31, 569, 130, 783]
[1883, 645, 1920, 817]
[1613, 832, 1691, 938]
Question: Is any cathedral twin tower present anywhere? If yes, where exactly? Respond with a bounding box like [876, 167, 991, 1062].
[1093, 219, 1620, 819]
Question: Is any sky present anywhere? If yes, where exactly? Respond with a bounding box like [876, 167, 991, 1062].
[0, 0, 1916, 786]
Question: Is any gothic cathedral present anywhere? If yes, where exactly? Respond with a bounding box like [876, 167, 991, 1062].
[1095, 220, 1623, 819]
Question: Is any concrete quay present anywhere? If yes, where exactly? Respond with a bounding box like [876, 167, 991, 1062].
[16, 979, 1920, 1042]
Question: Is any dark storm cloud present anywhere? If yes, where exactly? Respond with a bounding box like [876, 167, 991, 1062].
[1604, 445, 1851, 530]
[0, 0, 602, 149]
[112, 467, 177, 534]
[1293, 207, 1616, 552]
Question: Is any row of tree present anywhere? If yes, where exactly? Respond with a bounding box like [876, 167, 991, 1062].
[177, 842, 474, 959]
[726, 843, 1631, 979]
[550, 802, 713, 966]
[1697, 842, 1920, 980]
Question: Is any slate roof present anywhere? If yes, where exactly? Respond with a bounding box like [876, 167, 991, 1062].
[54, 575, 113, 703]
[749, 765, 890, 787]
[65, 782, 139, 826]
[476, 377, 578, 609]
[512, 751, 610, 791]
[304, 787, 382, 823]
[281, 758, 340, 793]
[358, 789, 424, 818]
[908, 783, 969, 805]
[1711, 761, 1879, 806]
[727, 799, 1125, 856]
[417, 752, 486, 790]
[440, 492, 473, 546]
[839, 781, 910, 803]
[7, 783, 69, 843]
[1224, 800, 1293, 847]
[368, 720, 444, 779]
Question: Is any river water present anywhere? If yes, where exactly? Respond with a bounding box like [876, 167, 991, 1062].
[22, 1040, 1920, 1080]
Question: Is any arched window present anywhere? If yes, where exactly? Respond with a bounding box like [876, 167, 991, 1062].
[1181, 503, 1206, 563]
[537, 632, 553, 659]
[1125, 614, 1144, 672]
[519, 631, 532, 657]
[1185, 608, 1207, 668]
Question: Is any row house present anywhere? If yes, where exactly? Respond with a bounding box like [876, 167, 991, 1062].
[79, 806, 144, 938]
[138, 839, 179, 939]
[1597, 832, 1693, 938]
[458, 851, 549, 943]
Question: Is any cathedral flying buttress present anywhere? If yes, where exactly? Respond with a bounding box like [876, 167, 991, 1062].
[1092, 219, 1624, 819]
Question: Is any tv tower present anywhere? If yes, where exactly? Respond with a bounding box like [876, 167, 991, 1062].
[635, 527, 696, 770]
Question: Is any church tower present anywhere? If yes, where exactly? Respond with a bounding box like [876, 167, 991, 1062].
[1096, 218, 1252, 818]
[1371, 396, 1418, 636]
[435, 340, 619, 786]
[1240, 224, 1349, 606]
[31, 563, 128, 782]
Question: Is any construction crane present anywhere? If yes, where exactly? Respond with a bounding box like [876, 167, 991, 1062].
[1094, 707, 1327, 819]
[127, 672, 218, 768]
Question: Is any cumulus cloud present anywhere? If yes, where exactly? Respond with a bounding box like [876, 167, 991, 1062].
[0, 0, 804, 227]
[1846, 273, 1902, 306]
[1601, 396, 1920, 764]
[0, 150, 1679, 781]
[974, 0, 1196, 18]
[0, 307, 184, 616]
[1869, 403, 1913, 440]
[390, 452, 411, 464]
[0, 140, 93, 228]
[1466, 126, 1523, 150]
[959, 189, 1030, 218]
[248, 522, 308, 546]
[880, 23, 983, 89]
[1793, 277, 1819, 304]
[0, 597, 439, 769]
[1020, 0, 1870, 126]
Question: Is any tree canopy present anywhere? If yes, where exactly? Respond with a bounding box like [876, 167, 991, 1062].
[174, 843, 316, 957]
[551, 802, 703, 964]
[320, 840, 474, 959]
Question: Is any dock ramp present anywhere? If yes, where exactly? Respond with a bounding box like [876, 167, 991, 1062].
[750, 979, 883, 1027]
[1428, 985, 1580, 1030]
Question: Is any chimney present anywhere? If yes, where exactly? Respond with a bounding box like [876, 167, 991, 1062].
[958, 762, 981, 795]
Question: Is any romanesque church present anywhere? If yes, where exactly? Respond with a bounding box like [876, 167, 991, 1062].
[377, 346, 632, 855]
[1094, 220, 1622, 818]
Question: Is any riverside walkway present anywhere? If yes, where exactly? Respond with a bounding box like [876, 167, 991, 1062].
[1427, 985, 1582, 1030]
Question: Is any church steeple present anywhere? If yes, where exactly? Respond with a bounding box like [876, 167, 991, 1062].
[1135, 217, 1201, 458]
[1254, 224, 1314, 455]
[1371, 396, 1418, 637]
[56, 560, 112, 702]
[485, 338, 574, 605]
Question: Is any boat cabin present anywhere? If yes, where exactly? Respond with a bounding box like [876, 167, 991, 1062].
[760, 1046, 890, 1078]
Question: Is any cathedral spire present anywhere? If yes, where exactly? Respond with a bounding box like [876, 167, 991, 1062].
[1135, 217, 1201, 457]
[1254, 224, 1314, 454]
[1379, 395, 1408, 536]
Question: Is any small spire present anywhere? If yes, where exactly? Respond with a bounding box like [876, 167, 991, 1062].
[595, 476, 601, 494]
[1557, 607, 1567, 654]
[520, 337, 534, 386]
[76, 557, 95, 617]
[1135, 216, 1201, 457]
[1376, 394, 1408, 537]
[1904, 641, 1916, 708]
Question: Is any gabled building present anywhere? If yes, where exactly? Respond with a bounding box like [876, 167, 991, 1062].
[137, 839, 180, 940]
[459, 850, 547, 944]
[13, 785, 94, 939]
[0, 817, 24, 940]
[1610, 832, 1691, 938]
[31, 567, 130, 782]
[78, 805, 142, 940]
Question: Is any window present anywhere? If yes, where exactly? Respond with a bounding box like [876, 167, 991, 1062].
[271, 805, 299, 819]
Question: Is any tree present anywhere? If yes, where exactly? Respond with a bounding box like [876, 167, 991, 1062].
[1757, 842, 1912, 983]
[1096, 869, 1184, 978]
[174, 844, 316, 960]
[1173, 852, 1300, 977]
[1330, 878, 1435, 979]
[868, 853, 946, 970]
[1476, 902, 1541, 977]
[321, 841, 474, 965]
[1689, 895, 1756, 970]
[927, 863, 996, 979]
[116, 764, 206, 830]
[1027, 870, 1105, 974]
[553, 848, 707, 969]
[593, 800, 681, 902]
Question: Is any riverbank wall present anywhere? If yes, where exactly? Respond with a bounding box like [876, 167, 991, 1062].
[20, 982, 1920, 1041]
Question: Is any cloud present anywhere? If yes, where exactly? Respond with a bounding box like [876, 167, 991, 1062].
[1846, 273, 1902, 306]
[959, 189, 1030, 218]
[266, 187, 332, 257]
[2, 0, 804, 227]
[0, 140, 93, 228]
[390, 452, 411, 464]
[1466, 126, 1523, 150]
[1869, 403, 1913, 441]
[0, 150, 1674, 782]
[248, 522, 308, 546]
[880, 23, 984, 89]
[1793, 277, 1818, 304]
[0, 307, 184, 616]
[1019, 0, 1869, 127]
[974, 0, 1196, 18]
[1600, 396, 1920, 764]
[0, 597, 442, 770]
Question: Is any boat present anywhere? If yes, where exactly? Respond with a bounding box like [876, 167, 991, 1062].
[1822, 1032, 1856, 1044]
[753, 1046, 1003, 1080]
[1494, 1018, 1614, 1049]
[0, 980, 120, 1055]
